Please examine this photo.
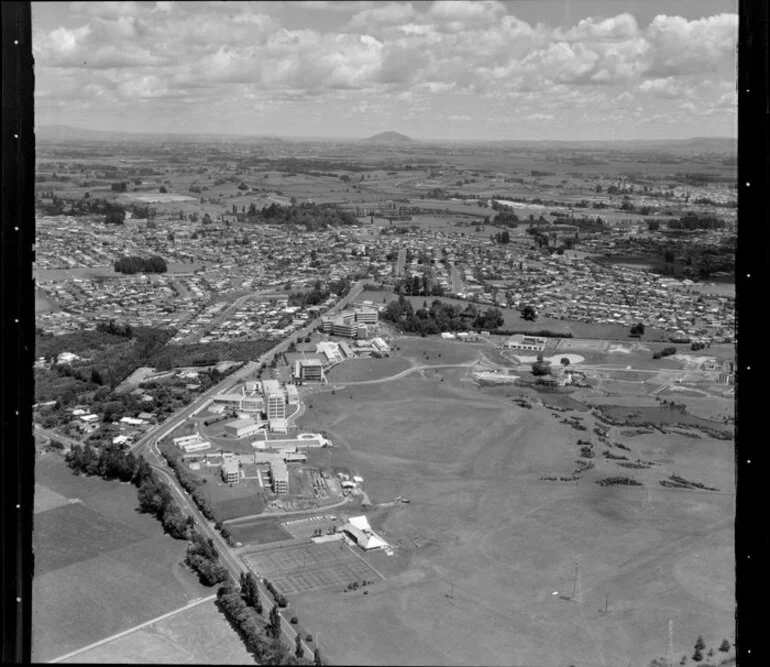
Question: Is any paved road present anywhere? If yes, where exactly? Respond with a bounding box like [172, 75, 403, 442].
[225, 495, 352, 526]
[49, 594, 218, 663]
[122, 281, 363, 659]
[177, 289, 291, 344]
[33, 425, 81, 451]
[449, 262, 464, 293]
[395, 247, 406, 276]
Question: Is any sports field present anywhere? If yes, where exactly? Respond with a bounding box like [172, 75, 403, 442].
[242, 541, 382, 596]
[33, 455, 210, 662]
[292, 341, 735, 666]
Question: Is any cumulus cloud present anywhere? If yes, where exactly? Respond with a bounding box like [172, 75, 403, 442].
[345, 2, 417, 31]
[33, 2, 738, 136]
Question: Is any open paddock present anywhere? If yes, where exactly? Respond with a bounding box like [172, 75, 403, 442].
[34, 503, 147, 575]
[34, 526, 207, 662]
[60, 599, 254, 665]
[33, 483, 70, 514]
[292, 360, 734, 666]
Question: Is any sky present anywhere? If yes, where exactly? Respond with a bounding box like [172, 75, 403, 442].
[32, 1, 738, 141]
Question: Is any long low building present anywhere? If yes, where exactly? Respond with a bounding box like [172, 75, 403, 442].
[224, 418, 264, 439]
[505, 334, 548, 352]
[180, 440, 211, 453]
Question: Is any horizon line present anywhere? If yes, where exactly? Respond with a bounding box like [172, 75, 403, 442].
[35, 123, 737, 144]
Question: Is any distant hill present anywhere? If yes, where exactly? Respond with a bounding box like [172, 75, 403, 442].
[35, 124, 288, 144]
[365, 131, 414, 144]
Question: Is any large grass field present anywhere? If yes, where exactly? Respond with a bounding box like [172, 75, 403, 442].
[292, 345, 735, 666]
[61, 600, 255, 665]
[325, 356, 413, 383]
[33, 454, 211, 662]
[228, 518, 294, 546]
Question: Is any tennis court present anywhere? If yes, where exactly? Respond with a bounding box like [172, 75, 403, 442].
[555, 338, 610, 352]
[241, 541, 382, 595]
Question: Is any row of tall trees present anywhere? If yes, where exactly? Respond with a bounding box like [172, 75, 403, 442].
[395, 274, 444, 297]
[241, 202, 359, 231]
[216, 577, 312, 665]
[160, 447, 234, 545]
[381, 296, 504, 335]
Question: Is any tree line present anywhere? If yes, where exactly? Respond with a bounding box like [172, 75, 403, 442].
[395, 274, 445, 297]
[160, 445, 235, 546]
[239, 202, 360, 231]
[216, 575, 317, 665]
[65, 440, 313, 664]
[381, 296, 504, 335]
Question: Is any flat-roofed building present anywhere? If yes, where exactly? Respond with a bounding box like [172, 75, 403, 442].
[295, 358, 325, 382]
[505, 334, 547, 352]
[180, 440, 211, 453]
[317, 341, 344, 365]
[253, 452, 289, 494]
[285, 384, 300, 405]
[371, 337, 390, 355]
[271, 457, 288, 494]
[354, 307, 378, 324]
[241, 394, 264, 413]
[213, 390, 244, 410]
[332, 320, 361, 338]
[224, 418, 263, 439]
[221, 456, 240, 484]
[173, 433, 203, 448]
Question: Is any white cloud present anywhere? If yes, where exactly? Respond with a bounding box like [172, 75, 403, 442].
[34, 3, 738, 137]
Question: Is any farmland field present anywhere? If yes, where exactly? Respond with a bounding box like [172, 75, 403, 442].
[291, 342, 735, 666]
[61, 600, 255, 665]
[32, 454, 210, 662]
